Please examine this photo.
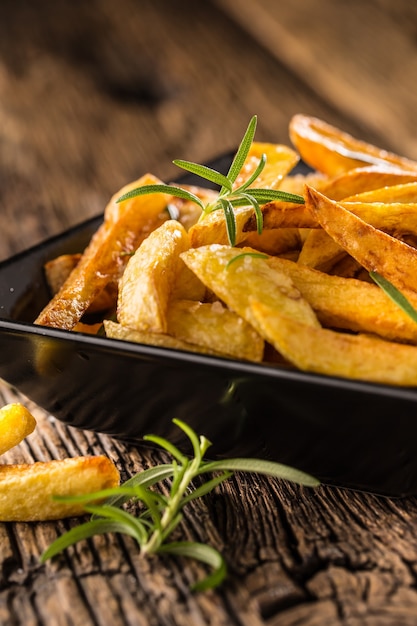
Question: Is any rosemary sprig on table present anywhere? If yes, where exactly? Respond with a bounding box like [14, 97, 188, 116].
[116, 116, 304, 246]
[41, 419, 318, 591]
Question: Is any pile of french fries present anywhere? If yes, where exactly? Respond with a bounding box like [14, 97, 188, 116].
[0, 403, 119, 521]
[35, 115, 417, 386]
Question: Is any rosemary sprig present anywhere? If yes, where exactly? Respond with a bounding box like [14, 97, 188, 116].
[41, 419, 318, 591]
[116, 116, 304, 246]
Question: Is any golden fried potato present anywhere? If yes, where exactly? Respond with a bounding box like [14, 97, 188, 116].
[250, 300, 417, 386]
[240, 228, 302, 255]
[189, 205, 255, 248]
[289, 114, 417, 176]
[0, 456, 120, 521]
[117, 220, 190, 334]
[304, 186, 417, 306]
[35, 174, 170, 330]
[167, 299, 264, 361]
[267, 257, 417, 343]
[317, 166, 417, 201]
[297, 229, 345, 271]
[233, 141, 299, 189]
[343, 182, 417, 203]
[0, 404, 36, 456]
[181, 245, 320, 334]
[104, 319, 227, 357]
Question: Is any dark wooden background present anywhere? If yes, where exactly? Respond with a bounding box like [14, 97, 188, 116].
[2, 1, 417, 624]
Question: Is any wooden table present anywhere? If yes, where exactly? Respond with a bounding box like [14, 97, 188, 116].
[2, 1, 417, 624]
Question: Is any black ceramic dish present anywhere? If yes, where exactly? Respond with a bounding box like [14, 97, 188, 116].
[1, 156, 417, 497]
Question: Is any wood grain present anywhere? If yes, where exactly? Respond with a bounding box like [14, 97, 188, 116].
[2, 1, 417, 624]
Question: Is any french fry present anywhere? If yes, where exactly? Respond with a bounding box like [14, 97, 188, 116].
[297, 229, 346, 271]
[181, 245, 320, 334]
[267, 257, 417, 343]
[233, 142, 299, 189]
[250, 300, 417, 386]
[240, 228, 302, 255]
[189, 205, 255, 248]
[104, 319, 227, 357]
[35, 174, 171, 330]
[304, 186, 417, 306]
[317, 166, 417, 201]
[117, 220, 191, 334]
[289, 114, 417, 176]
[167, 299, 264, 361]
[343, 182, 417, 203]
[0, 404, 36, 456]
[0, 456, 120, 521]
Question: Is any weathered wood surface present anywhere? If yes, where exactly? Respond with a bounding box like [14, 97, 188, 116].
[2, 1, 417, 624]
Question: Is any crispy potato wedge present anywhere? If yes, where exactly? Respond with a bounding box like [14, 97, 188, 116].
[35, 174, 170, 330]
[267, 257, 417, 343]
[242, 200, 316, 231]
[240, 228, 302, 255]
[189, 205, 255, 248]
[250, 300, 417, 386]
[297, 229, 345, 271]
[0, 456, 120, 521]
[289, 114, 417, 176]
[317, 166, 417, 201]
[0, 404, 36, 456]
[104, 319, 227, 357]
[305, 186, 417, 305]
[167, 299, 264, 361]
[233, 141, 299, 190]
[117, 220, 190, 333]
[343, 182, 417, 203]
[44, 253, 118, 314]
[181, 245, 320, 334]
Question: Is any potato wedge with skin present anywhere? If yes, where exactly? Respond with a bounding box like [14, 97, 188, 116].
[250, 300, 417, 386]
[343, 182, 417, 203]
[167, 299, 264, 361]
[297, 229, 346, 271]
[0, 404, 36, 456]
[189, 205, 255, 248]
[267, 257, 417, 343]
[233, 142, 299, 190]
[316, 166, 417, 202]
[35, 174, 170, 330]
[181, 245, 320, 335]
[241, 228, 302, 256]
[118, 220, 191, 334]
[0, 456, 120, 521]
[104, 319, 227, 357]
[289, 114, 417, 176]
[305, 186, 417, 306]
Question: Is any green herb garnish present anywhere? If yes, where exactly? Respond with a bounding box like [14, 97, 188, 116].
[41, 419, 318, 591]
[370, 271, 417, 323]
[116, 116, 304, 246]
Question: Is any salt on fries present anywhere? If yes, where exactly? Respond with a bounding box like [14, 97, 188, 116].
[35, 115, 417, 386]
[0, 403, 119, 521]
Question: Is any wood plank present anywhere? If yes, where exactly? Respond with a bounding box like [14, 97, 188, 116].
[214, 0, 417, 160]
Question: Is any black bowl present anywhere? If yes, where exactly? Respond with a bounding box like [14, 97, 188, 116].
[1, 156, 417, 496]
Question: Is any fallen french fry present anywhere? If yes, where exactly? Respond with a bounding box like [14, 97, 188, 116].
[289, 114, 417, 176]
[35, 174, 171, 330]
[304, 186, 417, 306]
[117, 220, 191, 334]
[250, 300, 417, 387]
[0, 456, 120, 521]
[0, 404, 37, 456]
